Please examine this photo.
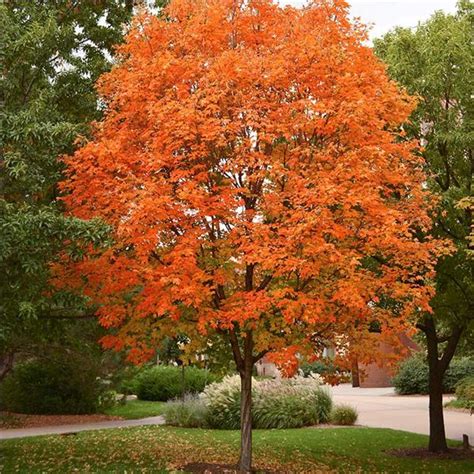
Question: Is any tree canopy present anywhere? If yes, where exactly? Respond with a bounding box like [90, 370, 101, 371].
[374, 1, 473, 452]
[374, 3, 473, 335]
[60, 0, 444, 468]
[0, 1, 133, 373]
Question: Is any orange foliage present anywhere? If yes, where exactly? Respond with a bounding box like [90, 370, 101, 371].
[59, 0, 444, 368]
[267, 346, 300, 377]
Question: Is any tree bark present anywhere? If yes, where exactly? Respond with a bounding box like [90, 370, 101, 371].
[0, 352, 15, 381]
[419, 315, 463, 453]
[181, 364, 186, 401]
[351, 357, 360, 388]
[427, 366, 448, 452]
[228, 327, 255, 472]
[238, 360, 253, 472]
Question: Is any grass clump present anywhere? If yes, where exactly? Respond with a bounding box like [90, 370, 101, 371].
[162, 395, 208, 428]
[330, 404, 358, 425]
[162, 374, 332, 429]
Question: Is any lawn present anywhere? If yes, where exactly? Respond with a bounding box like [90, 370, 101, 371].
[1, 426, 472, 473]
[104, 400, 165, 419]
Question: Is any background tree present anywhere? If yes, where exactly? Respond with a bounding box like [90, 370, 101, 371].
[374, 1, 474, 453]
[61, 0, 441, 470]
[0, 1, 133, 378]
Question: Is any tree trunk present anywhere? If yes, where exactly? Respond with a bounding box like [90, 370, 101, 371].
[181, 364, 186, 401]
[0, 352, 15, 381]
[351, 357, 360, 388]
[238, 358, 253, 472]
[424, 318, 449, 453]
[420, 316, 463, 453]
[427, 366, 448, 452]
[228, 327, 256, 472]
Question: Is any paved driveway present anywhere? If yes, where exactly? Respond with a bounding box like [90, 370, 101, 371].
[328, 384, 473, 441]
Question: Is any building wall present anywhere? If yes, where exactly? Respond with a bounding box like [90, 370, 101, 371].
[359, 334, 420, 388]
[255, 333, 420, 388]
[255, 357, 280, 378]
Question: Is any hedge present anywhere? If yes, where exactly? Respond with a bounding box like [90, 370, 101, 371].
[393, 354, 474, 395]
[133, 365, 217, 401]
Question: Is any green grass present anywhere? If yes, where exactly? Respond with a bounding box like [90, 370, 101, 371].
[104, 400, 165, 419]
[1, 426, 472, 473]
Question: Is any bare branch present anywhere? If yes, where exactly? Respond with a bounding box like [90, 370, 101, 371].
[257, 274, 272, 291]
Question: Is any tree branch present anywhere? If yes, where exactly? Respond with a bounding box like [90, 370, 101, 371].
[257, 274, 272, 291]
[253, 349, 269, 364]
[228, 327, 244, 371]
[245, 263, 255, 291]
[439, 326, 464, 374]
[416, 322, 428, 333]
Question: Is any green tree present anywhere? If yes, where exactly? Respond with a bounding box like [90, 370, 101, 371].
[0, 1, 134, 378]
[374, 1, 474, 453]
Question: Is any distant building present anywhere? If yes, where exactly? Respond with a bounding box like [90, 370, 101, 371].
[255, 355, 280, 378]
[255, 333, 420, 387]
[357, 333, 420, 388]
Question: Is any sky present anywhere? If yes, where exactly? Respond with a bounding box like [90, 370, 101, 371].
[281, 0, 458, 39]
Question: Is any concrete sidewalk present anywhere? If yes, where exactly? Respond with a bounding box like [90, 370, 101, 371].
[0, 415, 165, 440]
[329, 384, 473, 441]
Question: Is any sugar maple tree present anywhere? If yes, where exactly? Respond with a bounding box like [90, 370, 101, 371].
[60, 0, 443, 470]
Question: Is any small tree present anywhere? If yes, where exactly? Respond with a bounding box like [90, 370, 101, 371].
[61, 0, 441, 470]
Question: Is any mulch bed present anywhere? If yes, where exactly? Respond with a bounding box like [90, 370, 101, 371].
[182, 463, 275, 473]
[0, 411, 122, 429]
[387, 447, 474, 460]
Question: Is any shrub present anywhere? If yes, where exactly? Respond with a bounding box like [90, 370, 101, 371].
[115, 365, 143, 396]
[443, 358, 474, 393]
[393, 354, 474, 395]
[163, 395, 209, 428]
[300, 360, 333, 377]
[0, 357, 104, 415]
[330, 404, 358, 425]
[134, 365, 217, 401]
[455, 376, 474, 401]
[300, 360, 350, 383]
[118, 377, 141, 397]
[98, 390, 119, 410]
[453, 376, 474, 410]
[392, 354, 429, 395]
[197, 374, 330, 429]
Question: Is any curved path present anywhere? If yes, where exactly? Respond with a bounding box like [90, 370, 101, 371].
[329, 384, 473, 441]
[0, 415, 165, 440]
